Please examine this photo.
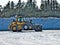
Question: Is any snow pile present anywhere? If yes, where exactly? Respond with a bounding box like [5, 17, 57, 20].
[0, 30, 60, 45]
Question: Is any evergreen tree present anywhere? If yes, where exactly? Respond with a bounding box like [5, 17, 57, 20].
[33, 0, 36, 8]
[17, 0, 21, 7]
[11, 1, 14, 9]
[6, 1, 10, 9]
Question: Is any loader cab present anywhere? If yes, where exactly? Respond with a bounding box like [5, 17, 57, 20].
[17, 16, 24, 22]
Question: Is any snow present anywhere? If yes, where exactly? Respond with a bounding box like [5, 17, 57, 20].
[0, 30, 60, 45]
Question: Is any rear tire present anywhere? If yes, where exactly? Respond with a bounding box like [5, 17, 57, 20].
[12, 26, 17, 32]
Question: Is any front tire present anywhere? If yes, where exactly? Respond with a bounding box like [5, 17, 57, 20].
[23, 24, 29, 30]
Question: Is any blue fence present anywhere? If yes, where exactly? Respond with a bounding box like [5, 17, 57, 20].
[25, 18, 60, 30]
[0, 18, 13, 30]
[0, 18, 60, 30]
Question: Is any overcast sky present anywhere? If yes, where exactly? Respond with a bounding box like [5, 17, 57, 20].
[0, 0, 60, 8]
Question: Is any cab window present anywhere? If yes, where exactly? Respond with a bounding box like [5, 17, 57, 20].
[18, 17, 23, 22]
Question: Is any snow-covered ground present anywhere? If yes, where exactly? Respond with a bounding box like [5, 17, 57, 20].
[0, 30, 60, 45]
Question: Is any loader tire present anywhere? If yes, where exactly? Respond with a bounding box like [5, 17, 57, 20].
[12, 26, 17, 32]
[23, 24, 29, 30]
